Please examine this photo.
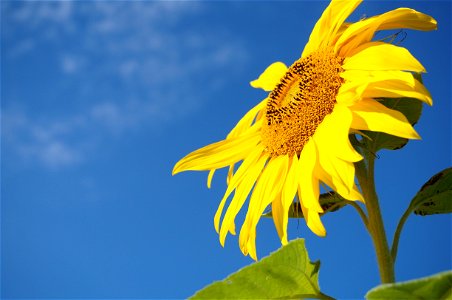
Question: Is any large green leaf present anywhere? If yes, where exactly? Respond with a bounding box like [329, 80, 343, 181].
[411, 167, 452, 216]
[263, 192, 347, 219]
[366, 271, 452, 300]
[190, 239, 330, 299]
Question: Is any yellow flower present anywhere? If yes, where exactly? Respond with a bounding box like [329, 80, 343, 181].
[173, 0, 436, 260]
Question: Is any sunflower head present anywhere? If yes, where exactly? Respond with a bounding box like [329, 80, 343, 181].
[173, 0, 436, 260]
[262, 49, 344, 157]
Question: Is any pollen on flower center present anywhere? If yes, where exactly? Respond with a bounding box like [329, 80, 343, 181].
[262, 49, 344, 156]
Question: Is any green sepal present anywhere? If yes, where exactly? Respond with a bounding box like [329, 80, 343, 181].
[366, 271, 452, 300]
[263, 192, 347, 219]
[190, 239, 332, 300]
[411, 167, 452, 216]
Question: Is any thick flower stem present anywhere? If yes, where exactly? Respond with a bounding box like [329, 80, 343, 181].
[355, 156, 395, 284]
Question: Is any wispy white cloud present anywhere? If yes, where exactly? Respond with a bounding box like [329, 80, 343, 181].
[60, 54, 85, 74]
[22, 141, 83, 169]
[2, 2, 249, 169]
[2, 109, 85, 169]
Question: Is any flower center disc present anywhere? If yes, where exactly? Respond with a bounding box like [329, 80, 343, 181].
[262, 49, 344, 156]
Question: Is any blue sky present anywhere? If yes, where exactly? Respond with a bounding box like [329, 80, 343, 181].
[1, 1, 450, 299]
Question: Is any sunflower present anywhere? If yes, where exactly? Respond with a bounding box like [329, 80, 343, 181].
[173, 0, 436, 260]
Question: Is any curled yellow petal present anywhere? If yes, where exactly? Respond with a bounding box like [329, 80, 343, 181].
[350, 98, 421, 140]
[239, 155, 288, 260]
[303, 0, 362, 57]
[213, 145, 264, 234]
[339, 70, 433, 105]
[172, 129, 260, 174]
[343, 42, 426, 72]
[336, 8, 437, 56]
[250, 62, 288, 92]
[219, 153, 268, 246]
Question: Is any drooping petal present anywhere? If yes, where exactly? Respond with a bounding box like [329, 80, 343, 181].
[336, 8, 437, 56]
[207, 169, 215, 188]
[306, 209, 327, 237]
[214, 145, 265, 233]
[313, 105, 362, 162]
[350, 98, 420, 139]
[362, 79, 432, 106]
[314, 161, 364, 202]
[297, 188, 326, 237]
[239, 155, 289, 260]
[338, 70, 433, 105]
[227, 98, 267, 138]
[250, 62, 288, 92]
[302, 0, 362, 57]
[343, 42, 426, 72]
[219, 153, 268, 246]
[312, 107, 363, 202]
[271, 193, 285, 243]
[172, 129, 260, 174]
[205, 100, 266, 188]
[298, 139, 322, 212]
[278, 155, 301, 244]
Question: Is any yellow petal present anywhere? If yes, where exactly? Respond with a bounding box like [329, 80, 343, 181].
[343, 42, 426, 72]
[279, 155, 301, 244]
[306, 209, 326, 237]
[378, 8, 437, 31]
[226, 164, 235, 185]
[314, 161, 363, 202]
[219, 153, 268, 246]
[172, 129, 260, 174]
[362, 79, 432, 106]
[314, 106, 363, 162]
[313, 115, 362, 202]
[302, 0, 362, 57]
[227, 98, 267, 138]
[298, 139, 322, 212]
[214, 145, 264, 233]
[340, 69, 415, 83]
[296, 188, 326, 237]
[239, 155, 288, 259]
[339, 70, 433, 105]
[250, 62, 288, 92]
[350, 98, 421, 140]
[336, 81, 362, 106]
[207, 169, 215, 188]
[336, 8, 437, 56]
[271, 193, 285, 243]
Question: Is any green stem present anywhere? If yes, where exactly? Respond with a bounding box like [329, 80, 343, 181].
[355, 156, 395, 284]
[391, 204, 415, 263]
[346, 200, 369, 231]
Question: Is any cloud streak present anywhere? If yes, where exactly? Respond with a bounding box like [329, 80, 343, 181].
[2, 2, 248, 169]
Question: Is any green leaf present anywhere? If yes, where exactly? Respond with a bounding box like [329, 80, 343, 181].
[263, 192, 348, 219]
[410, 167, 452, 216]
[190, 239, 331, 300]
[366, 271, 452, 300]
